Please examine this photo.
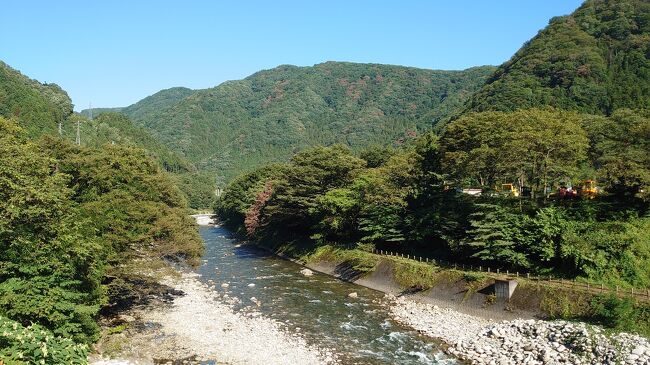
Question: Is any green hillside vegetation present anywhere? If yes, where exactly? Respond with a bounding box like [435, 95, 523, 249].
[60, 112, 218, 209]
[103, 62, 495, 183]
[79, 87, 195, 121]
[216, 0, 650, 335]
[467, 0, 650, 115]
[0, 116, 203, 356]
[78, 107, 123, 118]
[63, 112, 192, 172]
[217, 109, 650, 326]
[0, 61, 73, 137]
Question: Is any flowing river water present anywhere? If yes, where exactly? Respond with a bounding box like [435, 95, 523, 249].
[195, 226, 457, 364]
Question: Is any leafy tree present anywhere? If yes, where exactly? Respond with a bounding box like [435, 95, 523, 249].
[441, 109, 589, 196]
[0, 118, 102, 342]
[261, 146, 365, 234]
[0, 117, 203, 345]
[463, 203, 529, 268]
[591, 109, 650, 201]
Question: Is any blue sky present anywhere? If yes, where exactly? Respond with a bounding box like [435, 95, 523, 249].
[1, 1, 584, 110]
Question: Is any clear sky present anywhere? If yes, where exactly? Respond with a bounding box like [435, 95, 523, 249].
[1, 0, 584, 110]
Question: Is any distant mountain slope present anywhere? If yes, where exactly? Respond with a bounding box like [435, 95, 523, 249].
[79, 107, 122, 118]
[80, 87, 195, 121]
[0, 61, 73, 136]
[109, 62, 495, 182]
[65, 112, 194, 173]
[64, 112, 215, 208]
[467, 0, 650, 115]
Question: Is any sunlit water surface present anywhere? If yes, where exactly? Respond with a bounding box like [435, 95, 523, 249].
[195, 226, 457, 364]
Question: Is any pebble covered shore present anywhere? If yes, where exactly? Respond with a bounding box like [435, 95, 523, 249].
[91, 272, 336, 365]
[390, 295, 650, 365]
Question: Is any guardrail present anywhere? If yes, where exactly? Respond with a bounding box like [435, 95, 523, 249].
[370, 248, 650, 301]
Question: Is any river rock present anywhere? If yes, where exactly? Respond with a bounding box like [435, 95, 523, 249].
[389, 296, 650, 365]
[248, 283, 256, 287]
[117, 314, 136, 323]
[300, 269, 314, 277]
[348, 292, 358, 298]
[221, 283, 230, 288]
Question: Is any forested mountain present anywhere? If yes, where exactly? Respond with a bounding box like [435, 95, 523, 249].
[80, 87, 195, 120]
[64, 113, 215, 209]
[0, 61, 73, 136]
[0, 59, 213, 208]
[65, 112, 194, 173]
[467, 0, 650, 115]
[216, 0, 650, 336]
[98, 62, 495, 182]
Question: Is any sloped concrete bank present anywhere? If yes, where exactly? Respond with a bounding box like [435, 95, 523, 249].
[304, 258, 650, 365]
[305, 260, 534, 322]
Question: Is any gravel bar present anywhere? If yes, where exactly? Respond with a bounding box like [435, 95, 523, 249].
[389, 295, 650, 365]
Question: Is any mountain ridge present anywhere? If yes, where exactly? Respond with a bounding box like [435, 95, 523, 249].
[466, 0, 650, 115]
[84, 61, 496, 183]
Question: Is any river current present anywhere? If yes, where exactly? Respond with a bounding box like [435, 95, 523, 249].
[195, 226, 456, 364]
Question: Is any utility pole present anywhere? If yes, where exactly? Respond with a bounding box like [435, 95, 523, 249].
[89, 102, 93, 120]
[58, 121, 62, 136]
[75, 120, 81, 145]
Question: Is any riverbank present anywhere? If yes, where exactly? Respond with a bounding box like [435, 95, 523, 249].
[90, 271, 336, 365]
[390, 296, 650, 364]
[263, 242, 650, 364]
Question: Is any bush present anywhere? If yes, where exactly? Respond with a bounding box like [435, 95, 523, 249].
[0, 316, 88, 365]
[589, 294, 636, 331]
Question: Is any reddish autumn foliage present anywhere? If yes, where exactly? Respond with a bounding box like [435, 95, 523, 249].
[245, 181, 274, 236]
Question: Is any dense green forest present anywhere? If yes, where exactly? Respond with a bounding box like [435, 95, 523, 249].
[80, 87, 195, 121]
[216, 108, 650, 287]
[0, 63, 204, 361]
[0, 63, 215, 209]
[0, 116, 203, 361]
[216, 0, 650, 292]
[88, 62, 495, 183]
[467, 0, 650, 115]
[0, 61, 73, 137]
[62, 113, 216, 209]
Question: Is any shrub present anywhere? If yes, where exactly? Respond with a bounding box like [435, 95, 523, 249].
[589, 294, 636, 331]
[0, 316, 88, 365]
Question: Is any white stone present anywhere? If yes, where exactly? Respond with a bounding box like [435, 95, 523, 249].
[300, 268, 314, 277]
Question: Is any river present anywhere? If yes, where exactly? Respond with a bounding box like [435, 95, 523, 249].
[194, 225, 457, 364]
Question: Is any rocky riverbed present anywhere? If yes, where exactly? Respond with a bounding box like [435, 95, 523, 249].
[390, 295, 650, 365]
[90, 272, 336, 365]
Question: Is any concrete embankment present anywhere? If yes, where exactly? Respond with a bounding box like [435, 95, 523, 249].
[305, 259, 533, 322]
[303, 257, 650, 365]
